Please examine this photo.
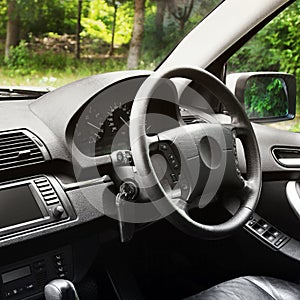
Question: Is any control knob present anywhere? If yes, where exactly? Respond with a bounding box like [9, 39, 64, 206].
[53, 205, 64, 218]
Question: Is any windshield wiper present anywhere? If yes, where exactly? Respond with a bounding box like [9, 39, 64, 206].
[0, 87, 52, 100]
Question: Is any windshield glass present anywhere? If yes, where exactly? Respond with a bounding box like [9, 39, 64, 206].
[0, 0, 222, 88]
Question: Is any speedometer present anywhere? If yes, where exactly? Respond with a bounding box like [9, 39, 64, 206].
[107, 102, 131, 133]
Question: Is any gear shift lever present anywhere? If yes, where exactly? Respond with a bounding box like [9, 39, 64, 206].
[44, 279, 79, 300]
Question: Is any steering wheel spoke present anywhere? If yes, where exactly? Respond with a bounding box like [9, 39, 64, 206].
[146, 134, 160, 149]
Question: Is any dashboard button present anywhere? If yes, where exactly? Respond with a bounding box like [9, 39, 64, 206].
[5, 291, 11, 297]
[44, 194, 58, 201]
[53, 205, 64, 218]
[36, 182, 50, 188]
[55, 254, 62, 260]
[46, 199, 59, 205]
[39, 186, 52, 192]
[33, 260, 45, 268]
[56, 260, 63, 267]
[26, 284, 34, 290]
[34, 178, 47, 184]
[12, 289, 18, 295]
[42, 190, 55, 196]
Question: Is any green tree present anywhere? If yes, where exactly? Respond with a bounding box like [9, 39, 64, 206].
[82, 0, 133, 47]
[228, 1, 300, 110]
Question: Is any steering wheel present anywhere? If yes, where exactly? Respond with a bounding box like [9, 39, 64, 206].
[129, 67, 262, 239]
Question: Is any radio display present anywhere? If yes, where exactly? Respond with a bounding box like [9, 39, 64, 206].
[2, 266, 31, 284]
[0, 185, 43, 229]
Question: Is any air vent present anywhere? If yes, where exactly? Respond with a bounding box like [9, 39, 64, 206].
[0, 130, 46, 171]
[182, 115, 206, 125]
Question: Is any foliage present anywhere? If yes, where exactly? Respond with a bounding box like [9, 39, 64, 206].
[244, 77, 288, 118]
[291, 123, 300, 133]
[0, 0, 7, 39]
[1, 45, 128, 80]
[11, 0, 77, 38]
[81, 0, 133, 45]
[4, 40, 81, 75]
[4, 40, 32, 74]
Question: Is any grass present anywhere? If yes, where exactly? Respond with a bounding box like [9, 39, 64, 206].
[0, 40, 158, 88]
[0, 52, 132, 88]
[0, 57, 157, 88]
[290, 122, 300, 132]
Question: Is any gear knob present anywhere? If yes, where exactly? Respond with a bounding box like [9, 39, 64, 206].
[44, 279, 79, 300]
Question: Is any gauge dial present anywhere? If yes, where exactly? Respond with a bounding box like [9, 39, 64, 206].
[74, 106, 105, 155]
[106, 102, 131, 133]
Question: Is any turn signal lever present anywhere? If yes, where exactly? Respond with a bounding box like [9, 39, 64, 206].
[44, 279, 79, 300]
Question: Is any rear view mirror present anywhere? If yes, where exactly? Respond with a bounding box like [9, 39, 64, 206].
[227, 72, 296, 123]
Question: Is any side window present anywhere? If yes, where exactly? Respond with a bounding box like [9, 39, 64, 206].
[227, 1, 299, 132]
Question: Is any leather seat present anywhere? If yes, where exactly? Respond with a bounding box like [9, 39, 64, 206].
[186, 276, 300, 299]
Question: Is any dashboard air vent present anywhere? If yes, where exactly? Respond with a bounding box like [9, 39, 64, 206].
[0, 130, 46, 171]
[182, 115, 206, 125]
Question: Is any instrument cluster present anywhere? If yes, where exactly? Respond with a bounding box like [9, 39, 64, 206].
[72, 77, 179, 157]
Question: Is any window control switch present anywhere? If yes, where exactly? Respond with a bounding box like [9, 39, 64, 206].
[252, 224, 265, 234]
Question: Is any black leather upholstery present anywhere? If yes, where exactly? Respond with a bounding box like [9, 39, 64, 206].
[186, 276, 300, 299]
[44, 279, 79, 300]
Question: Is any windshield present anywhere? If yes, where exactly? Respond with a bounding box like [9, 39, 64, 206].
[0, 0, 222, 89]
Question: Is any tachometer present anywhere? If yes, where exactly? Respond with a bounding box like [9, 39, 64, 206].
[74, 105, 105, 155]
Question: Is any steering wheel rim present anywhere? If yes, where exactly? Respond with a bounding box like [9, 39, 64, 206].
[130, 67, 262, 239]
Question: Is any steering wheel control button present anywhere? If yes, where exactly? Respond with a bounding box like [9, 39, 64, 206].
[170, 173, 178, 183]
[158, 142, 181, 177]
[160, 144, 168, 151]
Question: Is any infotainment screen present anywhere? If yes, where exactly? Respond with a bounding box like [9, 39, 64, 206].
[0, 185, 43, 229]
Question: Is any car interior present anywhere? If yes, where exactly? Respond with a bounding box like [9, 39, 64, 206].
[0, 0, 300, 299]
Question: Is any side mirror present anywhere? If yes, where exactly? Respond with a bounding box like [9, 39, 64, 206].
[227, 72, 296, 123]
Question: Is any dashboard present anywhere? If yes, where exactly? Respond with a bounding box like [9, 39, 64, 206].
[1, 70, 300, 299]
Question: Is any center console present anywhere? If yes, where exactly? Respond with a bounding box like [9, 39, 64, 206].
[0, 176, 77, 299]
[0, 246, 73, 299]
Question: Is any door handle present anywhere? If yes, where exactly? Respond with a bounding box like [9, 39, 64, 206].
[272, 148, 300, 167]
